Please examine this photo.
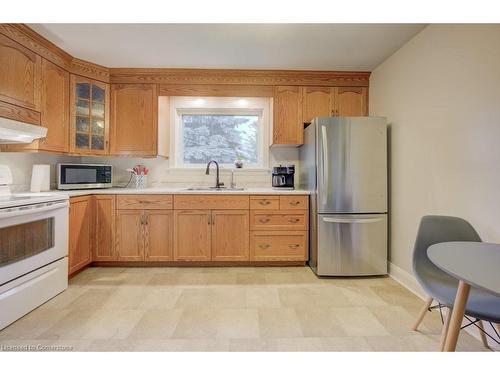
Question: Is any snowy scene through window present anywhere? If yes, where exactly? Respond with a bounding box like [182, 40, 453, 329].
[181, 114, 259, 165]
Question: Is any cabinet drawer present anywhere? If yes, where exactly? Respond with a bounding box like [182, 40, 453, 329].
[174, 195, 249, 210]
[249, 196, 280, 210]
[116, 195, 173, 210]
[250, 231, 308, 261]
[280, 195, 308, 210]
[250, 210, 308, 231]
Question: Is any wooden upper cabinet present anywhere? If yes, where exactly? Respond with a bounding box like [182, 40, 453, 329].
[333, 87, 368, 116]
[110, 84, 158, 156]
[39, 59, 69, 152]
[302, 86, 368, 123]
[69, 196, 93, 275]
[211, 210, 249, 261]
[70, 75, 110, 155]
[174, 210, 211, 261]
[302, 86, 332, 124]
[94, 195, 116, 261]
[0, 33, 41, 111]
[144, 210, 173, 261]
[273, 86, 303, 145]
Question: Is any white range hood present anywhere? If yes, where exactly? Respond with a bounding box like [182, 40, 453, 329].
[0, 117, 47, 144]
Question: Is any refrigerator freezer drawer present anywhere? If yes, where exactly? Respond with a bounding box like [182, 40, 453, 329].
[316, 213, 387, 276]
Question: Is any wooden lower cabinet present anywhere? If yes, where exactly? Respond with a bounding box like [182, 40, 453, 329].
[94, 195, 115, 261]
[116, 209, 144, 261]
[144, 210, 173, 261]
[69, 194, 308, 267]
[250, 231, 308, 261]
[68, 196, 93, 274]
[174, 210, 211, 261]
[211, 210, 249, 261]
[116, 209, 173, 261]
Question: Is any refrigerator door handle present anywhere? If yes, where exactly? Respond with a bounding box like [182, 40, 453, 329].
[322, 217, 384, 224]
[321, 125, 328, 205]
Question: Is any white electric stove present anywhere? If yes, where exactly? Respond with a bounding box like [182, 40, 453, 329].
[0, 165, 69, 330]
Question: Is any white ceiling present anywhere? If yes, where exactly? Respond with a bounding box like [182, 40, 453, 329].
[29, 24, 425, 71]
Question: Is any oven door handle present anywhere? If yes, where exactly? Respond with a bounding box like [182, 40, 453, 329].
[0, 201, 68, 219]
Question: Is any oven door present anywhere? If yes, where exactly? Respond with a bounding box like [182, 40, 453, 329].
[0, 200, 69, 285]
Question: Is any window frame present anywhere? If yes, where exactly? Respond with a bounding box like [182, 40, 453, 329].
[169, 97, 271, 169]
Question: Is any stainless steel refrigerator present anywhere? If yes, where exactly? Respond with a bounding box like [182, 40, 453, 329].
[299, 117, 388, 276]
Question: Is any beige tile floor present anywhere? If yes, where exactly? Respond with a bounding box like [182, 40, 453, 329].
[0, 266, 489, 352]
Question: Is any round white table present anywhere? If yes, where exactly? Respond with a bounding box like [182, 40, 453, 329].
[427, 241, 500, 351]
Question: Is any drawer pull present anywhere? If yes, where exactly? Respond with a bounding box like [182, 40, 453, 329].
[259, 200, 271, 205]
[259, 244, 271, 249]
[288, 218, 300, 223]
[288, 244, 300, 249]
[259, 218, 270, 223]
[289, 201, 301, 206]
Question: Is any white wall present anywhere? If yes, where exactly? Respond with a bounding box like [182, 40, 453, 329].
[0, 152, 80, 191]
[0, 147, 298, 191]
[82, 147, 298, 188]
[370, 24, 500, 274]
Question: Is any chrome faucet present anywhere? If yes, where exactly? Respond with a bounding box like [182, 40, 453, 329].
[205, 160, 224, 188]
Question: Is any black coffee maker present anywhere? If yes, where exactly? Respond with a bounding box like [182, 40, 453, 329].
[272, 165, 295, 189]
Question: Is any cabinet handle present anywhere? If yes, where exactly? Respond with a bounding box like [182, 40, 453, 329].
[288, 244, 300, 249]
[289, 201, 301, 206]
[259, 218, 270, 223]
[208, 214, 211, 225]
[288, 218, 300, 223]
[212, 213, 215, 226]
[259, 244, 270, 249]
[259, 200, 271, 205]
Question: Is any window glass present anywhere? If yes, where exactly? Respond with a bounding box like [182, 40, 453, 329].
[181, 114, 259, 165]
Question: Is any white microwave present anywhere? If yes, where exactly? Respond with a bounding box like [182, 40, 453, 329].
[57, 163, 112, 190]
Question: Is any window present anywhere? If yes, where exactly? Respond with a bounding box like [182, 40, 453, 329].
[170, 97, 271, 168]
[182, 113, 259, 165]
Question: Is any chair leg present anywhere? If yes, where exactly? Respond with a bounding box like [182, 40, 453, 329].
[439, 307, 452, 351]
[412, 296, 433, 331]
[477, 321, 490, 349]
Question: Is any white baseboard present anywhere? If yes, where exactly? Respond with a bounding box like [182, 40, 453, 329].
[388, 261, 498, 350]
[388, 262, 426, 299]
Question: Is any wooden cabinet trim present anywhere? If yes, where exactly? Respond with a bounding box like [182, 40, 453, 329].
[174, 195, 250, 210]
[0, 100, 40, 125]
[159, 84, 274, 97]
[116, 195, 173, 210]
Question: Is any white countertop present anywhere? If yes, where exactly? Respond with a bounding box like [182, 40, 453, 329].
[49, 187, 310, 197]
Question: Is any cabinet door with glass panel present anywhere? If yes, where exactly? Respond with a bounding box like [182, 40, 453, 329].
[70, 75, 110, 154]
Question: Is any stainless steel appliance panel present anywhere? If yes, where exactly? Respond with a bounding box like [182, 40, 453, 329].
[316, 117, 387, 214]
[316, 213, 387, 276]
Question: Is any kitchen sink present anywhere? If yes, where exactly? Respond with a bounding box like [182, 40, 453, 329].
[185, 187, 246, 191]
